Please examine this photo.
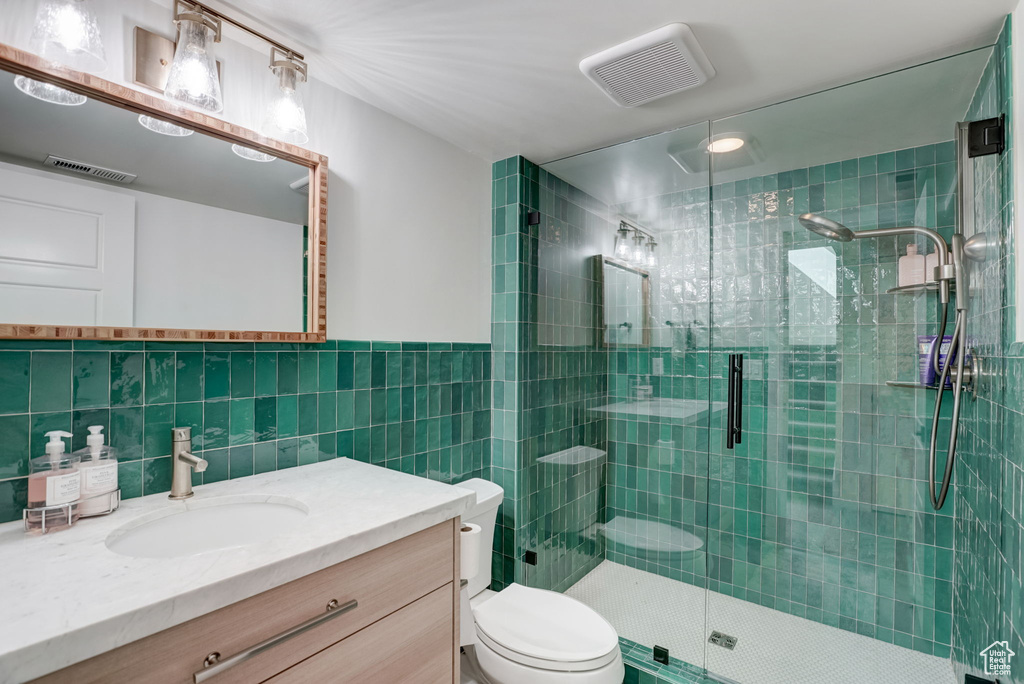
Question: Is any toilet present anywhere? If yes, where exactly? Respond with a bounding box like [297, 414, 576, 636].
[456, 478, 624, 684]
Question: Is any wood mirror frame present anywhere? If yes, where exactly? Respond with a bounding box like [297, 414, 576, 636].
[0, 42, 327, 343]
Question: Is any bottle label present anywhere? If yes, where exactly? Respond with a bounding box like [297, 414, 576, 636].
[84, 462, 118, 492]
[46, 470, 81, 506]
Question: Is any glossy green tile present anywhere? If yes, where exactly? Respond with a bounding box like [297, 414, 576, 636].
[72, 352, 109, 409]
[175, 352, 204, 403]
[230, 352, 255, 398]
[144, 404, 174, 459]
[118, 460, 143, 499]
[255, 396, 277, 442]
[110, 352, 144, 407]
[203, 400, 230, 450]
[277, 438, 298, 469]
[0, 352, 30, 415]
[204, 351, 230, 400]
[145, 352, 175, 405]
[229, 445, 253, 478]
[298, 352, 318, 393]
[143, 456, 172, 495]
[298, 393, 318, 436]
[229, 398, 254, 446]
[203, 448, 229, 483]
[255, 352, 278, 397]
[0, 414, 30, 478]
[254, 442, 277, 474]
[278, 352, 298, 394]
[30, 352, 71, 412]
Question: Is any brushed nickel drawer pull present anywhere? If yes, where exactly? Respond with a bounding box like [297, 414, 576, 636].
[193, 598, 358, 683]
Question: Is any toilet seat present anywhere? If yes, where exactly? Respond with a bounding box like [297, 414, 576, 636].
[473, 584, 620, 672]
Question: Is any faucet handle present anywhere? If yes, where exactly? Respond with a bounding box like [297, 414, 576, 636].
[172, 427, 192, 442]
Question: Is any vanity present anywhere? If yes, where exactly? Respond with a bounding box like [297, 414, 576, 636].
[0, 459, 472, 683]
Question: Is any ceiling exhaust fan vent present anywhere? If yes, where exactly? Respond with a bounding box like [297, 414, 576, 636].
[44, 155, 137, 184]
[580, 23, 715, 107]
[289, 175, 310, 195]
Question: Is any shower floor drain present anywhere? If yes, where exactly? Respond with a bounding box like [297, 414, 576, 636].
[709, 631, 738, 650]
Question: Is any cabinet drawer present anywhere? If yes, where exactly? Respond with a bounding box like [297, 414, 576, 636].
[34, 520, 456, 684]
[264, 584, 454, 684]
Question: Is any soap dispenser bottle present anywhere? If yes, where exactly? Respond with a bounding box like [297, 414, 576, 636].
[26, 431, 81, 532]
[898, 244, 926, 286]
[73, 425, 120, 517]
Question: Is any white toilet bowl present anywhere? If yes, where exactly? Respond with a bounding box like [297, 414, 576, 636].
[471, 584, 623, 684]
[454, 477, 625, 684]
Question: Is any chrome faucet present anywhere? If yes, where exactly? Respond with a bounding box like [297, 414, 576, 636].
[170, 427, 208, 500]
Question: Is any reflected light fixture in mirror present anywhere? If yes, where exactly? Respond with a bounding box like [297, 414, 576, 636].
[231, 144, 276, 162]
[632, 232, 647, 265]
[16, 0, 105, 106]
[263, 48, 308, 145]
[164, 2, 223, 113]
[614, 223, 632, 260]
[646, 238, 658, 268]
[138, 114, 194, 137]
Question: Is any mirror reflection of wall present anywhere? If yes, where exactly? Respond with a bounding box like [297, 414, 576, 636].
[598, 257, 650, 347]
[0, 66, 310, 333]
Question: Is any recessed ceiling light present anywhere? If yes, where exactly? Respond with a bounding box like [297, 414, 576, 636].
[707, 137, 745, 153]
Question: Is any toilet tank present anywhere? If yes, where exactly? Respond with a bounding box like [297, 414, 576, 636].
[454, 478, 503, 597]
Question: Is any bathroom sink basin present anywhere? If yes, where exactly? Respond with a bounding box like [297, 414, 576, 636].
[105, 496, 308, 559]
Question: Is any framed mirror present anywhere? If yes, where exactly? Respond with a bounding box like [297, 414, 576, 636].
[0, 43, 327, 342]
[594, 255, 650, 347]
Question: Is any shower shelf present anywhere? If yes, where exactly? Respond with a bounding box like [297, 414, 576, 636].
[885, 281, 954, 295]
[885, 380, 942, 390]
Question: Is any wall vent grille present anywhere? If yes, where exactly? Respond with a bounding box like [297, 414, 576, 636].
[580, 23, 715, 107]
[43, 155, 138, 184]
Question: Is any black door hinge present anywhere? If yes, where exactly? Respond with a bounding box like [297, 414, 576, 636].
[653, 645, 669, 665]
[523, 550, 537, 565]
[527, 211, 541, 226]
[968, 115, 1005, 158]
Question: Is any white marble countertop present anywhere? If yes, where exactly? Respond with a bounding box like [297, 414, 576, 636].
[0, 458, 474, 683]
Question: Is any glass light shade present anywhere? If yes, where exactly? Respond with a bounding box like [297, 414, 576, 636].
[632, 236, 646, 265]
[263, 65, 308, 144]
[14, 75, 86, 105]
[614, 228, 632, 260]
[646, 244, 658, 268]
[231, 144, 276, 163]
[138, 114, 193, 137]
[165, 17, 223, 113]
[31, 0, 106, 72]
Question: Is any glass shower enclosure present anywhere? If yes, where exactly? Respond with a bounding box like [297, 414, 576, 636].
[515, 43, 999, 684]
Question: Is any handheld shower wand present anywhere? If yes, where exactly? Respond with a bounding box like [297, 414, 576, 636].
[798, 213, 983, 510]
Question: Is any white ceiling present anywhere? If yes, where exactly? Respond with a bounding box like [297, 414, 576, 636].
[225, 0, 1014, 163]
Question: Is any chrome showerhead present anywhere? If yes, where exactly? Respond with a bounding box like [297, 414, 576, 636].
[798, 213, 855, 242]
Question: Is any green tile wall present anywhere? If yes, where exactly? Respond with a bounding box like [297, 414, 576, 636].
[0, 340, 491, 523]
[953, 17, 1023, 682]
[491, 157, 610, 592]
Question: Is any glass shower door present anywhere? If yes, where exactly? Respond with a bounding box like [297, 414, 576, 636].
[703, 49, 990, 684]
[535, 121, 714, 675]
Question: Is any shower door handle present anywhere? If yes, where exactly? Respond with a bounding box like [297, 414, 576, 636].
[726, 354, 743, 449]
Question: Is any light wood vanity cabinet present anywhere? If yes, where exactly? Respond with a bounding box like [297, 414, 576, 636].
[33, 520, 460, 684]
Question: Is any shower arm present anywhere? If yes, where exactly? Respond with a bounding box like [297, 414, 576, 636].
[851, 226, 953, 305]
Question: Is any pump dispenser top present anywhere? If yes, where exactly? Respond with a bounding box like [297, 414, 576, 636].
[44, 431, 72, 458]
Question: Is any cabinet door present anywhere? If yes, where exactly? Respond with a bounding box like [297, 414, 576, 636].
[265, 584, 454, 684]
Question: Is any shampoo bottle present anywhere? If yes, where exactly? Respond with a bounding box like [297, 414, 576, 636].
[73, 425, 120, 517]
[925, 250, 940, 283]
[26, 431, 80, 532]
[898, 244, 926, 287]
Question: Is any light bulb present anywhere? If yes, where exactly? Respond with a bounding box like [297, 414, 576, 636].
[647, 245, 658, 269]
[632, 234, 646, 265]
[14, 75, 86, 105]
[138, 114, 193, 137]
[232, 144, 276, 163]
[165, 15, 223, 113]
[31, 0, 106, 73]
[263, 64, 308, 144]
[707, 137, 745, 154]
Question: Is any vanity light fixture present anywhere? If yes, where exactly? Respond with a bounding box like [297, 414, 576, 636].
[16, 0, 106, 106]
[263, 48, 308, 144]
[231, 144, 276, 162]
[164, 0, 223, 113]
[632, 232, 647, 266]
[614, 223, 633, 260]
[138, 114, 194, 137]
[646, 238, 658, 268]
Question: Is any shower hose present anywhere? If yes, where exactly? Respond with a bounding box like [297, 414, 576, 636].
[927, 305, 967, 511]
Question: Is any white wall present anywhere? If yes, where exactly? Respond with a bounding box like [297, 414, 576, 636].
[0, 0, 491, 342]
